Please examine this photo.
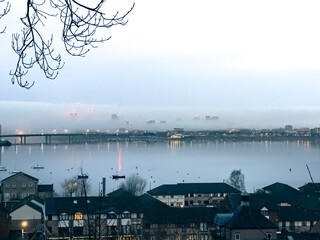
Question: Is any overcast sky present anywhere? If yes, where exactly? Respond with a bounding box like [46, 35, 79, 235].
[1, 0, 320, 131]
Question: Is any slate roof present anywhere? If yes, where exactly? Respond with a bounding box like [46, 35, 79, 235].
[143, 206, 217, 224]
[45, 189, 147, 215]
[7, 195, 43, 214]
[262, 182, 320, 211]
[263, 182, 301, 198]
[225, 193, 280, 212]
[1, 171, 38, 183]
[148, 183, 240, 195]
[216, 205, 277, 230]
[45, 195, 145, 215]
[278, 232, 320, 240]
[299, 183, 320, 193]
[278, 206, 320, 221]
[107, 188, 135, 198]
[38, 184, 54, 192]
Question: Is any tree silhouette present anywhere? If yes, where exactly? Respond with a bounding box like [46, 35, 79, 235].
[119, 174, 147, 196]
[227, 169, 246, 192]
[0, 0, 134, 89]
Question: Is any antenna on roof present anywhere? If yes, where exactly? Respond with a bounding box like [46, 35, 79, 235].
[306, 164, 314, 183]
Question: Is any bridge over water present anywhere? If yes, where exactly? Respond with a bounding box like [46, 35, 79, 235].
[0, 132, 117, 145]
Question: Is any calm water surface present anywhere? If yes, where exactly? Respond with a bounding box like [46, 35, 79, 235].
[0, 140, 319, 195]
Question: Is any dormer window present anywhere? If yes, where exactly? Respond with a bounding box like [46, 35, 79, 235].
[60, 213, 68, 220]
[261, 207, 269, 219]
[121, 212, 131, 219]
[74, 212, 83, 220]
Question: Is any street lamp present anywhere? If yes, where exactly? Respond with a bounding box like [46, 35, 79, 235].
[21, 221, 28, 239]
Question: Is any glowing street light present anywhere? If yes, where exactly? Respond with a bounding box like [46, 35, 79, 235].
[21, 221, 27, 239]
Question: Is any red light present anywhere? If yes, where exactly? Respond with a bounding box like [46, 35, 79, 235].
[88, 108, 92, 112]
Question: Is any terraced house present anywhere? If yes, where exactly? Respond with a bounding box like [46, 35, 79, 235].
[147, 183, 240, 207]
[45, 190, 144, 239]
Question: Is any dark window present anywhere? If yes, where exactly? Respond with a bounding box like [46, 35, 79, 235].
[121, 213, 131, 219]
[73, 227, 83, 237]
[107, 213, 117, 219]
[108, 226, 118, 235]
[59, 227, 69, 237]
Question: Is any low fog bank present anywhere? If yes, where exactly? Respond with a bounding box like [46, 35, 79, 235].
[1, 101, 320, 134]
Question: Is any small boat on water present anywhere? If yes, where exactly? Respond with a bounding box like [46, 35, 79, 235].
[78, 174, 89, 180]
[31, 164, 44, 170]
[0, 140, 11, 147]
[0, 166, 7, 171]
[112, 174, 125, 180]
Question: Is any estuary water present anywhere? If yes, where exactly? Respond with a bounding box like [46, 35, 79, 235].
[0, 140, 319, 195]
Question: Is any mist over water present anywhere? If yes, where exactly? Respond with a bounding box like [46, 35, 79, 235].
[1, 101, 320, 134]
[1, 140, 319, 195]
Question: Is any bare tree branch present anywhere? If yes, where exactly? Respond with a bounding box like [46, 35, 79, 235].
[1, 0, 134, 89]
[0, 0, 10, 33]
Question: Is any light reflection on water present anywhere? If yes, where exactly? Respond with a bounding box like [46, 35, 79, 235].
[0, 140, 319, 195]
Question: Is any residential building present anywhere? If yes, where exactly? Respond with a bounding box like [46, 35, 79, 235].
[148, 183, 240, 207]
[215, 195, 277, 240]
[299, 183, 320, 197]
[0, 205, 10, 239]
[1, 172, 38, 203]
[44, 189, 144, 239]
[143, 205, 217, 240]
[222, 183, 320, 233]
[0, 171, 54, 204]
[6, 195, 44, 237]
[38, 184, 54, 199]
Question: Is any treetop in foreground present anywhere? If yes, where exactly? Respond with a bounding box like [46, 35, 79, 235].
[0, 0, 134, 89]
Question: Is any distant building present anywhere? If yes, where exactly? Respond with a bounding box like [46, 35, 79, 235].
[205, 115, 219, 121]
[148, 183, 240, 207]
[117, 128, 128, 134]
[111, 113, 119, 121]
[285, 125, 293, 131]
[147, 120, 155, 124]
[193, 115, 200, 121]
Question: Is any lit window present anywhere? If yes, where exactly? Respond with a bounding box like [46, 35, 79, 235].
[74, 213, 83, 220]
